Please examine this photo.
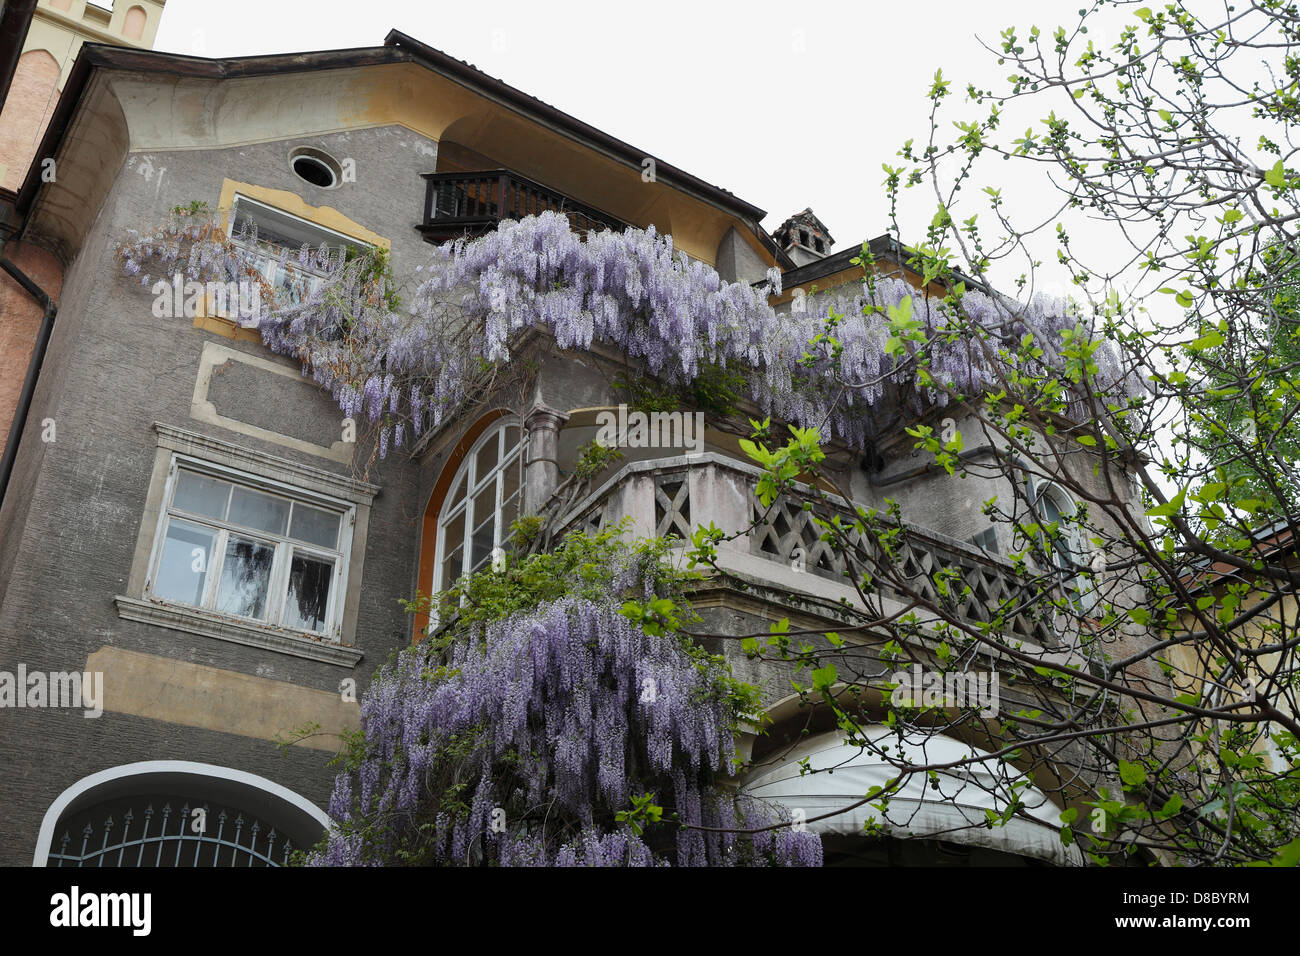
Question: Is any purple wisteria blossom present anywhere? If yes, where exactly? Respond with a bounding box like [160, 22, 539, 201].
[120, 209, 1137, 460]
[305, 596, 822, 867]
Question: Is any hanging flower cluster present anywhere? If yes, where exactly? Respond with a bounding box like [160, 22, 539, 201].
[120, 208, 1135, 457]
[309, 596, 822, 867]
[117, 208, 343, 329]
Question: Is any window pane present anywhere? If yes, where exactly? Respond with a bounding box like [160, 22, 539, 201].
[503, 425, 521, 453]
[173, 470, 231, 520]
[470, 515, 494, 572]
[441, 545, 463, 590]
[447, 470, 466, 509]
[1040, 497, 1063, 525]
[502, 458, 521, 502]
[502, 490, 519, 534]
[472, 483, 496, 531]
[474, 433, 498, 480]
[153, 519, 216, 606]
[229, 486, 290, 536]
[437, 508, 466, 590]
[441, 509, 465, 554]
[284, 553, 333, 633]
[216, 536, 275, 620]
[290, 503, 340, 549]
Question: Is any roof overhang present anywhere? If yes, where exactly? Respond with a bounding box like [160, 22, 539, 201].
[15, 31, 780, 268]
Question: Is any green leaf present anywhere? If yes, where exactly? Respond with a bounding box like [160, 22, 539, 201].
[1145, 488, 1186, 518]
[1265, 160, 1286, 188]
[811, 664, 838, 692]
[1189, 329, 1224, 350]
[1119, 760, 1147, 787]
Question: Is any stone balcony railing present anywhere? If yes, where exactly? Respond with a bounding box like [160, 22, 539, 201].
[550, 452, 1059, 648]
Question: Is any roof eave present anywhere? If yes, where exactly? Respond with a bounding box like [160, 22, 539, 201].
[16, 35, 771, 234]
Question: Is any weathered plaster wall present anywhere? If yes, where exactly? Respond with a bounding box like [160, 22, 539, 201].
[0, 124, 438, 863]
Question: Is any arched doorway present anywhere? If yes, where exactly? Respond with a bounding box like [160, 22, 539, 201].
[35, 761, 331, 867]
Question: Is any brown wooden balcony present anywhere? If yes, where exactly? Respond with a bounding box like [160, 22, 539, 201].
[417, 169, 630, 242]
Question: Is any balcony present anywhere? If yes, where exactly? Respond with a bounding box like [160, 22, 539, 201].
[547, 453, 1059, 648]
[417, 169, 630, 242]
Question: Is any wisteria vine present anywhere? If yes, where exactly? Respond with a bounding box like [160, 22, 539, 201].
[309, 593, 821, 866]
[118, 208, 1134, 459]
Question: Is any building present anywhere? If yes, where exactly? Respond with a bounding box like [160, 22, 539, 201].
[0, 0, 166, 532]
[0, 28, 1146, 866]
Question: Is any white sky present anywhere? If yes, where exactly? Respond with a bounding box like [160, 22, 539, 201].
[153, 0, 1078, 259]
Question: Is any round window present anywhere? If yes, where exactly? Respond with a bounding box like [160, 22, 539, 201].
[288, 147, 342, 189]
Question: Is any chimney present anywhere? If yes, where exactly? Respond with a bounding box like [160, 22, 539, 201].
[772, 208, 834, 267]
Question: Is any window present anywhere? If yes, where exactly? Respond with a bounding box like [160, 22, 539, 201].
[288, 146, 343, 189]
[227, 195, 369, 307]
[146, 457, 353, 640]
[434, 421, 524, 594]
[969, 527, 999, 554]
[1029, 480, 1097, 612]
[1032, 483, 1080, 568]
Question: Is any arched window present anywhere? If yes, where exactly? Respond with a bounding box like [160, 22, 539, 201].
[1029, 480, 1097, 612]
[433, 420, 524, 593]
[1034, 483, 1078, 566]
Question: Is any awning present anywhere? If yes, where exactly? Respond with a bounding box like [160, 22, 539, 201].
[742, 726, 1084, 866]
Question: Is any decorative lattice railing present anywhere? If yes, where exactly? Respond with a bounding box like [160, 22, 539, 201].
[551, 454, 1058, 646]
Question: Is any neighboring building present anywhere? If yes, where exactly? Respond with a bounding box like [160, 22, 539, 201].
[0, 0, 167, 192]
[1172, 523, 1300, 775]
[0, 0, 166, 523]
[0, 29, 1143, 866]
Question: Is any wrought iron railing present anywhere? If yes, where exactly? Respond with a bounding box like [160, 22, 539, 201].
[48, 802, 296, 867]
[418, 169, 630, 242]
[551, 454, 1058, 646]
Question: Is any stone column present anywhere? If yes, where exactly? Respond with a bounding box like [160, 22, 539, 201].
[523, 402, 569, 515]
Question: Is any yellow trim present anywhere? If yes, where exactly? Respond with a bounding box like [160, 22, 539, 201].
[216, 179, 392, 250]
[188, 179, 392, 338]
[192, 313, 261, 343]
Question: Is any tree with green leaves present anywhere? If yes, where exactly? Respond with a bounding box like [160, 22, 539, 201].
[679, 0, 1300, 866]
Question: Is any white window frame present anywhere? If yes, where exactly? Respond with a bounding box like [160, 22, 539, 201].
[144, 453, 356, 643]
[1027, 478, 1098, 612]
[432, 420, 525, 597]
[226, 195, 371, 308]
